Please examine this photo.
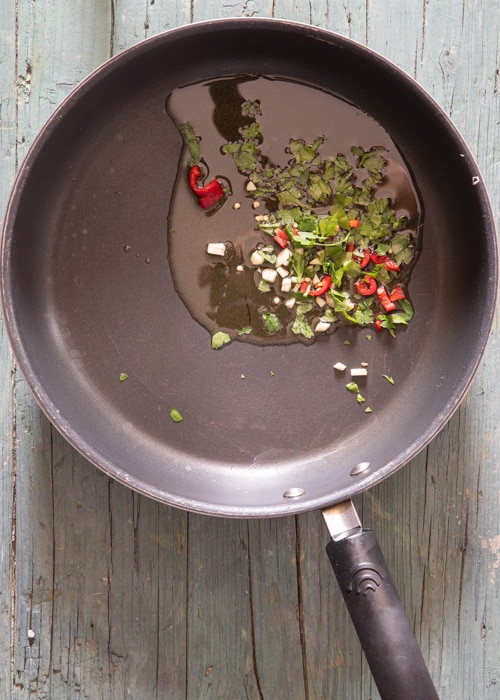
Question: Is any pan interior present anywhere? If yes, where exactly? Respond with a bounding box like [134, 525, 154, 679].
[2, 20, 496, 516]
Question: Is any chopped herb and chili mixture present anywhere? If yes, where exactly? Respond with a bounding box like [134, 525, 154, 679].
[169, 78, 421, 347]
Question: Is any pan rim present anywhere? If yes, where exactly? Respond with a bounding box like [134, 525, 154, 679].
[1, 17, 497, 517]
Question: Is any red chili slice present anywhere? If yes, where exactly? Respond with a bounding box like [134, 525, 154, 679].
[188, 164, 203, 191]
[355, 276, 377, 296]
[309, 275, 332, 297]
[370, 252, 400, 272]
[389, 285, 406, 302]
[273, 228, 288, 249]
[377, 285, 397, 312]
[349, 219, 360, 228]
[188, 164, 225, 210]
[359, 248, 371, 269]
[370, 253, 388, 265]
[385, 259, 401, 272]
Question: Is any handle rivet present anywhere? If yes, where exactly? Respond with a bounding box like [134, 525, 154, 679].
[283, 487, 305, 499]
[350, 461, 370, 476]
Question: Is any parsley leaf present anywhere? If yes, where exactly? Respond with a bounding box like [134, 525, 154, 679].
[177, 122, 201, 165]
[261, 312, 282, 334]
[211, 332, 231, 349]
[170, 408, 184, 423]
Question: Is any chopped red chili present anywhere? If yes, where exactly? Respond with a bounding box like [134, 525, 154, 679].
[377, 285, 397, 312]
[385, 259, 400, 272]
[359, 248, 371, 269]
[374, 316, 384, 332]
[273, 228, 289, 249]
[370, 252, 388, 265]
[389, 285, 406, 302]
[370, 252, 400, 272]
[355, 276, 377, 296]
[349, 219, 360, 228]
[309, 275, 332, 297]
[188, 164, 225, 210]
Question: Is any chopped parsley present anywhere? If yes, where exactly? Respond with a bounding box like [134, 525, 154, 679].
[261, 311, 282, 334]
[219, 99, 419, 340]
[211, 331, 231, 349]
[170, 407, 183, 423]
[346, 382, 359, 393]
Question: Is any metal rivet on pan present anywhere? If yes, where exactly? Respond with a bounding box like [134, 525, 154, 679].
[283, 487, 305, 499]
[350, 462, 370, 476]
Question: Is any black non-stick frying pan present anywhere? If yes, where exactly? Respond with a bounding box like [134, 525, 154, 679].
[1, 18, 497, 699]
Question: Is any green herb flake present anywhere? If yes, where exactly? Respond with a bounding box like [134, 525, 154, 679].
[119, 373, 129, 382]
[241, 100, 262, 118]
[383, 374, 395, 385]
[211, 331, 232, 350]
[184, 95, 421, 345]
[291, 301, 315, 338]
[364, 406, 373, 413]
[346, 382, 359, 393]
[261, 311, 282, 334]
[238, 326, 252, 336]
[356, 393, 366, 403]
[170, 407, 183, 423]
[177, 122, 201, 165]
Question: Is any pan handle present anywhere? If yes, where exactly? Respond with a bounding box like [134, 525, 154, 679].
[323, 500, 439, 700]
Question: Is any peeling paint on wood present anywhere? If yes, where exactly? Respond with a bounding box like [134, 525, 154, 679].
[0, 1, 499, 698]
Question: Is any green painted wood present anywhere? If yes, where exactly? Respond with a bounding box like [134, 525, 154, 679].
[0, 0, 498, 698]
[0, 2, 17, 696]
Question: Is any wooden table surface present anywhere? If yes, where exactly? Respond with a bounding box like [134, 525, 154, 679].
[0, 1, 498, 698]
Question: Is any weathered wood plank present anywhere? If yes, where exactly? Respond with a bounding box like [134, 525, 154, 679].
[0, 2, 18, 696]
[6, 1, 113, 697]
[0, 0, 498, 698]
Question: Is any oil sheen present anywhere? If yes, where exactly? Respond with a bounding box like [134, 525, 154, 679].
[165, 76, 422, 346]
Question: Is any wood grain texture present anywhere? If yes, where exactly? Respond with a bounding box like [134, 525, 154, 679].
[0, 0, 498, 698]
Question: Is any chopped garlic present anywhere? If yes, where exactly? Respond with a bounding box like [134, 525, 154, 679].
[315, 321, 331, 333]
[233, 202, 241, 210]
[276, 248, 291, 267]
[285, 297, 296, 309]
[281, 277, 292, 293]
[276, 266, 289, 278]
[351, 367, 368, 377]
[261, 268, 278, 283]
[250, 250, 265, 266]
[246, 180, 257, 192]
[315, 296, 327, 308]
[333, 362, 347, 371]
[206, 242, 226, 256]
[254, 214, 268, 222]
[252, 201, 260, 209]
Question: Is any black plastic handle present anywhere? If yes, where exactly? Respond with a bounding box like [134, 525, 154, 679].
[326, 528, 439, 700]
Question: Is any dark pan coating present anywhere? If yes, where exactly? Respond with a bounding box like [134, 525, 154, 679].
[1, 19, 496, 516]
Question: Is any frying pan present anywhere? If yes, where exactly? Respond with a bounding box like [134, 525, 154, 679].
[1, 18, 496, 699]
